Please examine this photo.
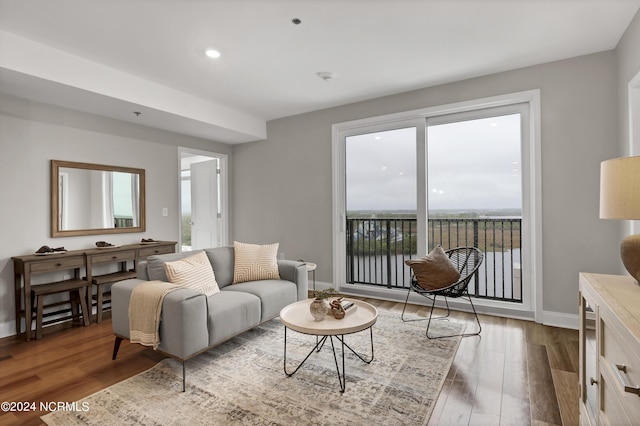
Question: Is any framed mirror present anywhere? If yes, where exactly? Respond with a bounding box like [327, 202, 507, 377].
[51, 160, 146, 237]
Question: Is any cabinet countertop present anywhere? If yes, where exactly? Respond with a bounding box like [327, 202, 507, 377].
[579, 272, 640, 347]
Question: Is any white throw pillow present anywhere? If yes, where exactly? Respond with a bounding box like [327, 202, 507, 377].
[163, 251, 220, 297]
[233, 241, 280, 284]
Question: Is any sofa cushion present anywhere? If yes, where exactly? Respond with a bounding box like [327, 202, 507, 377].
[206, 291, 262, 346]
[232, 241, 280, 284]
[405, 246, 461, 290]
[163, 251, 220, 297]
[223, 280, 297, 322]
[204, 246, 235, 288]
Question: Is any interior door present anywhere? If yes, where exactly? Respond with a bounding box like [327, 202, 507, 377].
[190, 159, 219, 250]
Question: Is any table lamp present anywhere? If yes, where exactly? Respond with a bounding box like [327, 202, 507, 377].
[600, 156, 640, 283]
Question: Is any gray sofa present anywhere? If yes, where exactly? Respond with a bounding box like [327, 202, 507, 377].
[111, 246, 308, 390]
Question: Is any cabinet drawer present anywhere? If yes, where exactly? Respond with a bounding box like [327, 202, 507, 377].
[90, 250, 137, 264]
[30, 256, 84, 273]
[601, 314, 640, 420]
[600, 373, 633, 426]
[139, 245, 174, 258]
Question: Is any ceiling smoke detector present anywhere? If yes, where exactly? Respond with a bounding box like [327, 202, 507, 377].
[317, 72, 336, 82]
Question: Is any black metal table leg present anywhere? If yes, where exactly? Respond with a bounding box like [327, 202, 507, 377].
[283, 326, 375, 392]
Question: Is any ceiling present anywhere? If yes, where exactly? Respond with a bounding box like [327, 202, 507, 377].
[1, 0, 639, 144]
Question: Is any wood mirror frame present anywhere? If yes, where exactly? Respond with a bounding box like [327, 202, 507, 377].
[51, 160, 146, 237]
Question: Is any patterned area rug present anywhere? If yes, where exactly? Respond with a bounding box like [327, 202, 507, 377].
[42, 309, 463, 426]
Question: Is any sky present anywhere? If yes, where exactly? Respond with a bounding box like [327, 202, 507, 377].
[345, 114, 522, 212]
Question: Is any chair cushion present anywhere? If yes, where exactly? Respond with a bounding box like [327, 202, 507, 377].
[163, 251, 220, 297]
[405, 246, 461, 290]
[232, 241, 280, 284]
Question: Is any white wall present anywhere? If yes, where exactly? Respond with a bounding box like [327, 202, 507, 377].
[0, 94, 232, 337]
[232, 50, 621, 321]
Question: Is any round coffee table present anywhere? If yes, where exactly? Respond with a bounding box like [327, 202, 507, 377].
[279, 298, 378, 392]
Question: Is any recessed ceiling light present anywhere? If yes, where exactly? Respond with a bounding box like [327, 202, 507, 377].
[205, 49, 221, 58]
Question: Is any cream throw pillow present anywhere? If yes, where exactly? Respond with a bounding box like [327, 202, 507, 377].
[405, 246, 461, 291]
[233, 241, 280, 284]
[163, 251, 220, 297]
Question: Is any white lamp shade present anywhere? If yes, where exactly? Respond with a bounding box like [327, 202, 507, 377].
[600, 156, 640, 220]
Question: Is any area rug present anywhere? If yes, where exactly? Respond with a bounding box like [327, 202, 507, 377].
[42, 310, 464, 426]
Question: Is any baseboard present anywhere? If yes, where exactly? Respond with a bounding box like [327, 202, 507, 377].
[542, 310, 579, 330]
[0, 319, 16, 339]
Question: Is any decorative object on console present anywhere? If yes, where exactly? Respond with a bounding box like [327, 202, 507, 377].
[35, 245, 67, 255]
[600, 156, 640, 283]
[95, 241, 115, 248]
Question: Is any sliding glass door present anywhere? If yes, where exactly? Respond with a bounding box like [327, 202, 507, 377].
[427, 110, 524, 302]
[334, 94, 538, 316]
[345, 126, 419, 288]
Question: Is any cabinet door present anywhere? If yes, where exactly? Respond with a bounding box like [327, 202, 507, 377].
[580, 291, 598, 425]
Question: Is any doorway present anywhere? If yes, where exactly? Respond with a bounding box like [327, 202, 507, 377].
[179, 148, 228, 251]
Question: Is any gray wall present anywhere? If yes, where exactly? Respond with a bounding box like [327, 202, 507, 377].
[0, 94, 232, 335]
[618, 10, 640, 154]
[232, 50, 623, 320]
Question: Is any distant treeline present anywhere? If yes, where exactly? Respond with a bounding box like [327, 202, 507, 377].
[347, 209, 522, 219]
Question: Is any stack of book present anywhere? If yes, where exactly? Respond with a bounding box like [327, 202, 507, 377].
[341, 300, 356, 312]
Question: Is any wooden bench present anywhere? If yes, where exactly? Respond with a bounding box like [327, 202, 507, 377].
[31, 279, 90, 340]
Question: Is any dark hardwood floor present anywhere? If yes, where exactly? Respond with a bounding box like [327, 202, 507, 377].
[0, 299, 578, 426]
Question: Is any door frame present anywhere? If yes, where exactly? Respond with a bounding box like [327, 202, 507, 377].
[178, 147, 229, 251]
[332, 90, 543, 322]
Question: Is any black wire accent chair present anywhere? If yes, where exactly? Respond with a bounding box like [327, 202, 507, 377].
[401, 247, 484, 339]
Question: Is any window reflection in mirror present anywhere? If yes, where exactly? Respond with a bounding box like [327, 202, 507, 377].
[51, 160, 146, 237]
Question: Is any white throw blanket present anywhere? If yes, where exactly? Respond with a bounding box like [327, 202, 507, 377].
[129, 280, 181, 350]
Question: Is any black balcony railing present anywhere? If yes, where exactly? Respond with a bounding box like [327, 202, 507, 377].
[346, 217, 523, 303]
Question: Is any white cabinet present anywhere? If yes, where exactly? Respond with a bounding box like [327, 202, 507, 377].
[579, 273, 640, 426]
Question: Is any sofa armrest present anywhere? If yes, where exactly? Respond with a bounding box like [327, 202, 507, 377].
[112, 278, 209, 360]
[277, 260, 308, 301]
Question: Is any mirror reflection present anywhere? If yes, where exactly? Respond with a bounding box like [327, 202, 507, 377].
[51, 160, 146, 237]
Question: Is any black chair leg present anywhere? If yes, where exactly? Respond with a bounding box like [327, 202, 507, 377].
[112, 336, 123, 360]
[182, 360, 186, 392]
[400, 288, 416, 322]
[426, 294, 481, 339]
[402, 289, 451, 323]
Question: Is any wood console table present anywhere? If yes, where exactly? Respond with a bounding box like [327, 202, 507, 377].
[12, 241, 176, 340]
